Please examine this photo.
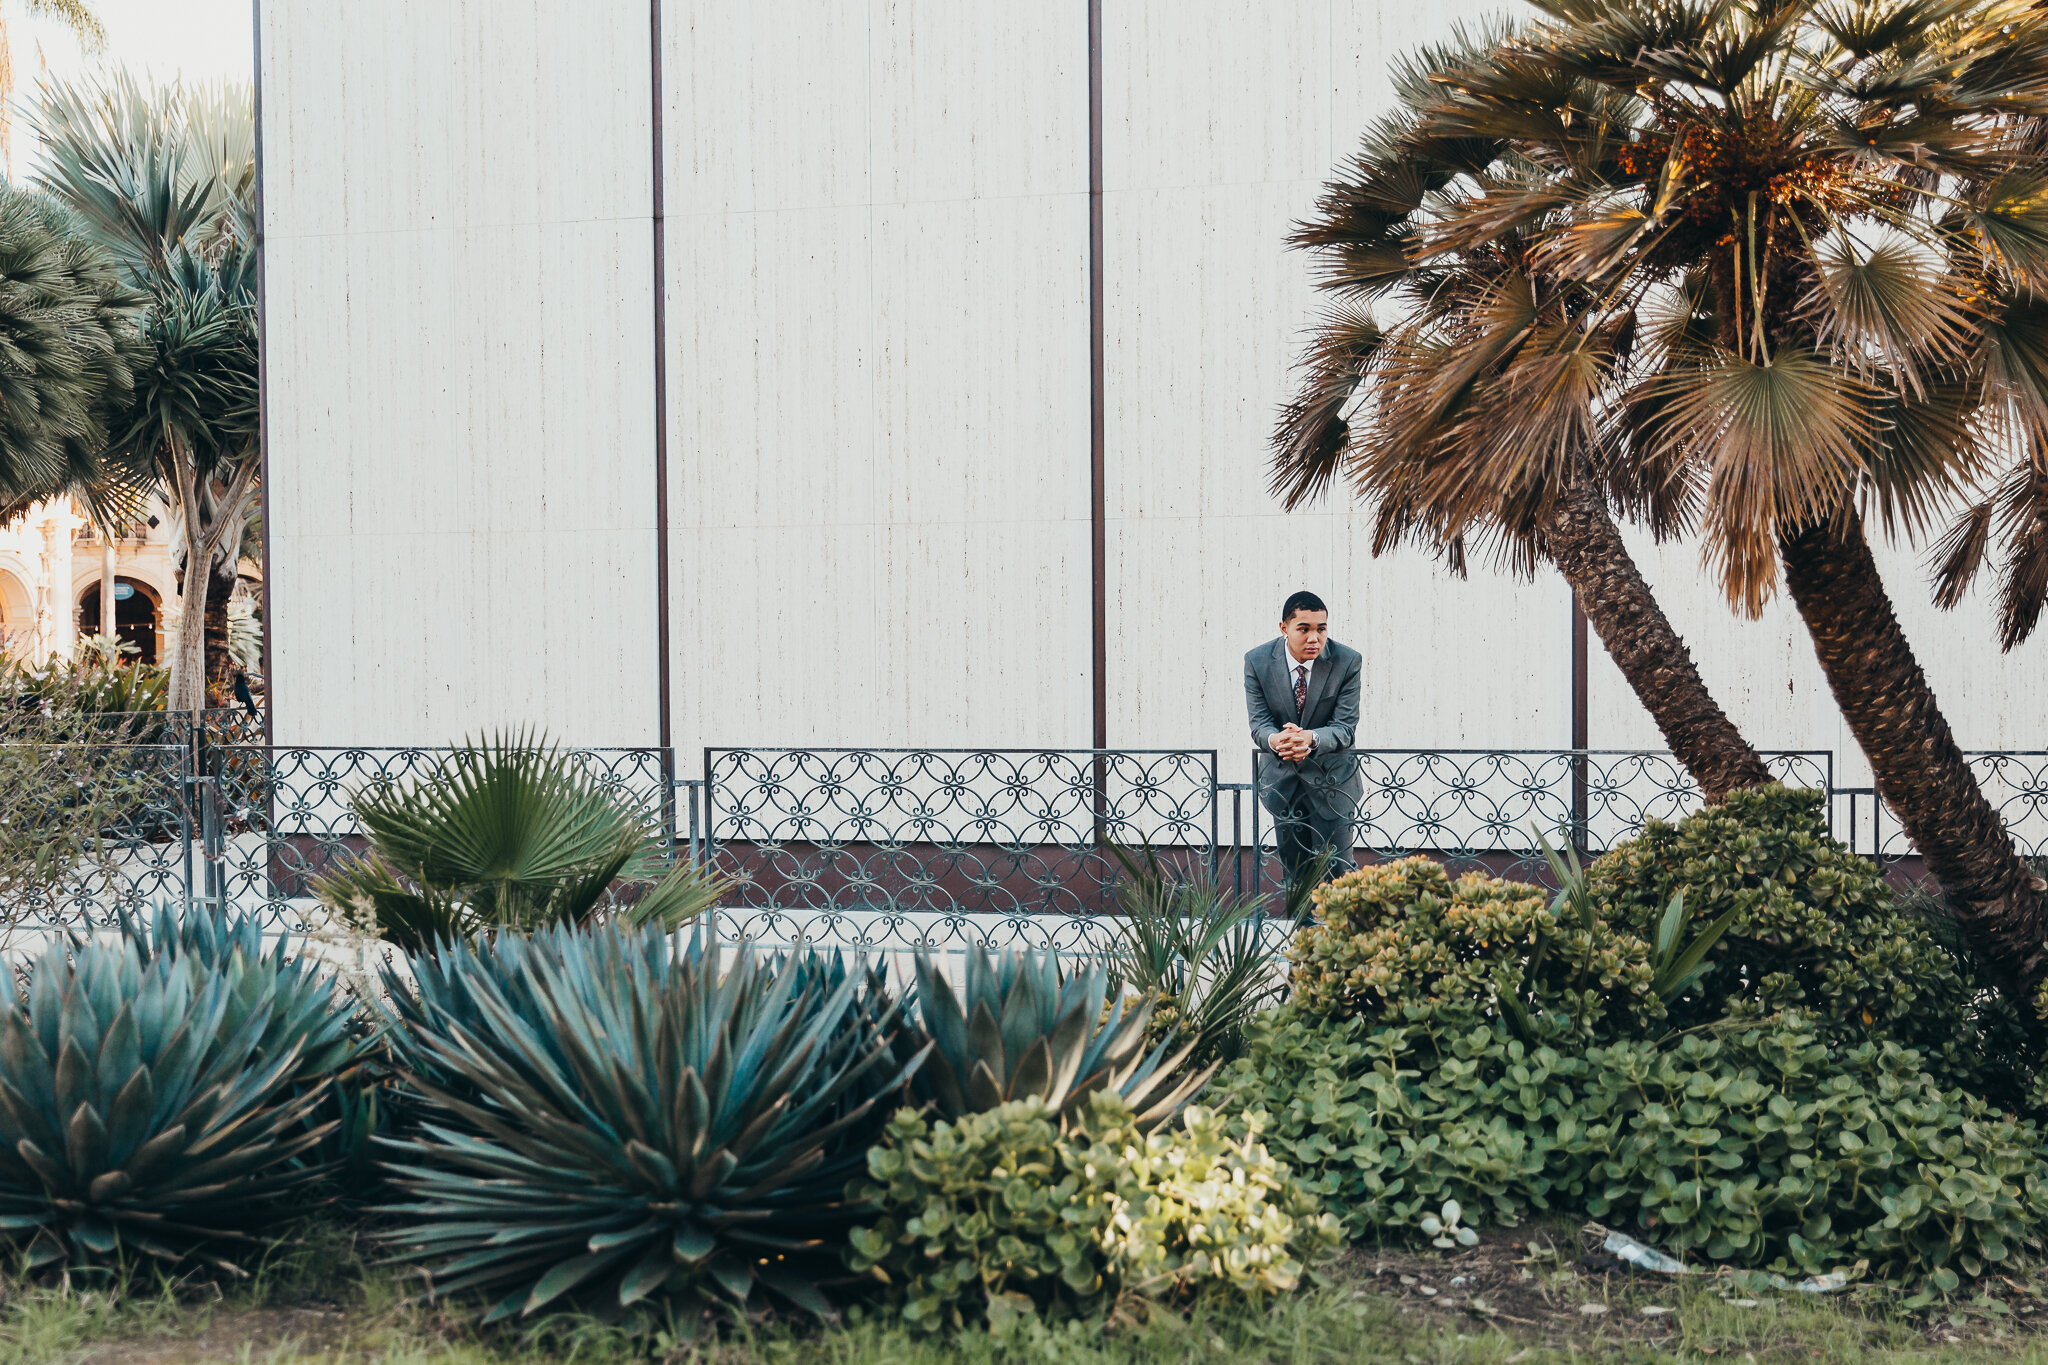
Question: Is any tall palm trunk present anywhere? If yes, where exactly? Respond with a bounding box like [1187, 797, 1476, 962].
[1548, 476, 1774, 800]
[1778, 512, 2047, 1004]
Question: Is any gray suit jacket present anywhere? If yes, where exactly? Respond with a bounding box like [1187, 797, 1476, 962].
[1245, 637, 1363, 818]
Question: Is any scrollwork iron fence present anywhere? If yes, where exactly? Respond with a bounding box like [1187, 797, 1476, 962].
[11, 730, 2048, 950]
[1235, 748, 1833, 894]
[701, 747, 1218, 953]
[205, 743, 679, 931]
[0, 741, 190, 948]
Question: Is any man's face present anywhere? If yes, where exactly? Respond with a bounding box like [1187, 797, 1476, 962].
[1281, 610, 1329, 662]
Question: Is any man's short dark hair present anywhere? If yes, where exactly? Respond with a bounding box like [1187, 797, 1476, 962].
[1281, 590, 1327, 622]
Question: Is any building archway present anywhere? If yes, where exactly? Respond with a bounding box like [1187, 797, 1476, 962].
[77, 577, 161, 664]
[0, 567, 31, 656]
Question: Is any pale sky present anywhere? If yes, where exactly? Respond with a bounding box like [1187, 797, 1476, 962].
[8, 0, 253, 177]
[20, 0, 254, 89]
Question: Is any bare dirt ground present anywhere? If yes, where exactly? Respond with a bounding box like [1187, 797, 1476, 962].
[1341, 1220, 2048, 1353]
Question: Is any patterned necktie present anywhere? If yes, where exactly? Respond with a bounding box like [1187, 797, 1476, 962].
[1294, 664, 1308, 718]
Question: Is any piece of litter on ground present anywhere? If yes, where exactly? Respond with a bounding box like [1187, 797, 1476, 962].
[1418, 1285, 1439, 1297]
[1723, 1298, 1760, 1308]
[1399, 1274, 1417, 1286]
[1450, 1276, 1469, 1287]
[1579, 1303, 1609, 1316]
[1640, 1305, 1675, 1317]
[1602, 1230, 1691, 1275]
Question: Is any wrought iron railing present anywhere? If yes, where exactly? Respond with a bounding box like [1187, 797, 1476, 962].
[0, 741, 191, 948]
[701, 748, 1218, 952]
[0, 734, 2036, 952]
[203, 743, 677, 930]
[1239, 748, 1834, 892]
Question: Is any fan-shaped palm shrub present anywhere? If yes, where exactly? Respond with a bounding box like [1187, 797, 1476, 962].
[312, 733, 723, 952]
[0, 919, 358, 1274]
[375, 925, 923, 1322]
[906, 946, 1210, 1128]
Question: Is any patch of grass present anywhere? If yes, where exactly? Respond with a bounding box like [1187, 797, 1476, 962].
[9, 1227, 2048, 1365]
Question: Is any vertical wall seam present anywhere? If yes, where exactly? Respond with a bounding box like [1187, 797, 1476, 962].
[1088, 0, 1107, 752]
[651, 0, 673, 753]
[252, 0, 273, 745]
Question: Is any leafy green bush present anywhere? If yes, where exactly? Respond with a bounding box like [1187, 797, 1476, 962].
[905, 947, 1207, 1126]
[1579, 1023, 2046, 1288]
[1586, 786, 1993, 1090]
[1210, 1009, 2048, 1293]
[376, 925, 920, 1322]
[848, 1092, 1340, 1333]
[1209, 1009, 1586, 1238]
[0, 919, 358, 1274]
[312, 733, 724, 952]
[1288, 856, 1661, 1039]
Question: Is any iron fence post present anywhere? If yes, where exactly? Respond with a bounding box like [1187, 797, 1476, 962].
[1206, 751, 1219, 885]
[181, 772, 197, 910]
[1250, 755, 1265, 901]
[199, 775, 223, 910]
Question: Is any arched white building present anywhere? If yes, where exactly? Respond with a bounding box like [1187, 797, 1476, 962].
[0, 499, 178, 668]
[254, 1, 2048, 797]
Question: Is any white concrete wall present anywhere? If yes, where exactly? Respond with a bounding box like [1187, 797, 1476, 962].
[261, 0, 2048, 778]
[260, 0, 661, 747]
[660, 2, 1093, 761]
[1101, 0, 1570, 777]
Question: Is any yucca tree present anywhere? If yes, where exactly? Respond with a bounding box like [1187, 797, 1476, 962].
[1299, 0, 2048, 1005]
[31, 73, 258, 711]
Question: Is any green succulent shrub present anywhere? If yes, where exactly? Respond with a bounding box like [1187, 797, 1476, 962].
[1586, 786, 1996, 1091]
[1211, 1009, 2048, 1293]
[906, 947, 1208, 1126]
[0, 918, 359, 1274]
[376, 924, 922, 1322]
[312, 732, 724, 953]
[1288, 856, 1661, 1040]
[1106, 843, 1295, 1064]
[847, 1091, 1340, 1334]
[1209, 1009, 1588, 1238]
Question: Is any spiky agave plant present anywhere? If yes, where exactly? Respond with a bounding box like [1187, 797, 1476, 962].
[375, 924, 924, 1322]
[106, 904, 394, 1202]
[312, 731, 725, 953]
[0, 922, 358, 1274]
[906, 945, 1211, 1127]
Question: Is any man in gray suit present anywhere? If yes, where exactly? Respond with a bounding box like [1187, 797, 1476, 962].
[1245, 590, 1361, 883]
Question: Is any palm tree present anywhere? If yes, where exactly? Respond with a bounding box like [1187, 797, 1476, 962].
[30, 73, 258, 712]
[1340, 0, 2048, 1004]
[1275, 56, 1774, 801]
[0, 186, 144, 528]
